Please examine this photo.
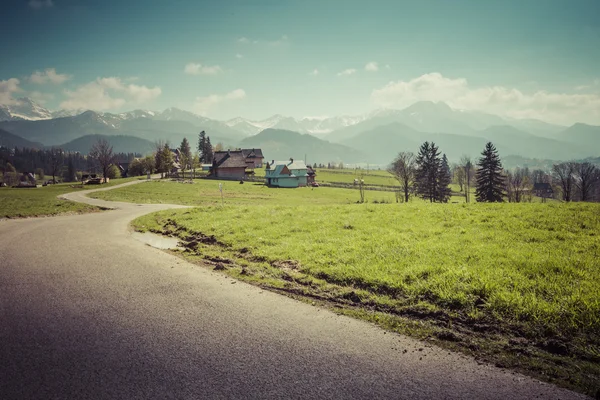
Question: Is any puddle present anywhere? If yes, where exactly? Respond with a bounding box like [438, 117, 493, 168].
[132, 231, 182, 250]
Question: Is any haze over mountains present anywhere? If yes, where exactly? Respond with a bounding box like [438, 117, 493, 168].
[0, 97, 598, 165]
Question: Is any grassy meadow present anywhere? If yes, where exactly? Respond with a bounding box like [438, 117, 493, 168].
[3, 171, 592, 390]
[94, 178, 599, 394]
[0, 177, 141, 218]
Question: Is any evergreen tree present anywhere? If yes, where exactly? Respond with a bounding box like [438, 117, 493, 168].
[198, 130, 207, 163]
[414, 142, 442, 202]
[160, 143, 174, 177]
[179, 137, 192, 179]
[436, 154, 452, 203]
[475, 142, 505, 202]
[204, 136, 213, 163]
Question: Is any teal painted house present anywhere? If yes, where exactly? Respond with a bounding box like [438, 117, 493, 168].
[265, 159, 309, 188]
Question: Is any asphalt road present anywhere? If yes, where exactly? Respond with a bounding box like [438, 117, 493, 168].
[0, 180, 588, 399]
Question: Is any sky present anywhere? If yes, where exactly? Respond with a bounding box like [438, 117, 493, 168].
[1, 0, 599, 125]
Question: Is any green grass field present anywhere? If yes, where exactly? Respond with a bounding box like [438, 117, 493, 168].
[92, 178, 599, 394]
[0, 177, 140, 218]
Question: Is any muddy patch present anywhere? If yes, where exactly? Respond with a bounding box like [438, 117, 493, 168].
[132, 231, 182, 250]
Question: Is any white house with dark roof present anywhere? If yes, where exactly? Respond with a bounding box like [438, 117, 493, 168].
[265, 158, 309, 188]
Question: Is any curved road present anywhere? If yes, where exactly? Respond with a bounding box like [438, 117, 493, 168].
[0, 181, 587, 399]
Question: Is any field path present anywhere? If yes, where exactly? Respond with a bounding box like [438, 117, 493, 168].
[0, 179, 589, 399]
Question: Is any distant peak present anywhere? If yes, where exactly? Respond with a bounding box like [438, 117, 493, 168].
[403, 101, 453, 113]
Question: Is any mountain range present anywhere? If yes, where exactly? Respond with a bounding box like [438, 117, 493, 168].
[0, 97, 598, 166]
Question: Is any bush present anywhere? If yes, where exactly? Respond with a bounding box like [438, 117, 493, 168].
[107, 164, 121, 179]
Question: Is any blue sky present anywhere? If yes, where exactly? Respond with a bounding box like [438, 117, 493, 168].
[1, 0, 599, 124]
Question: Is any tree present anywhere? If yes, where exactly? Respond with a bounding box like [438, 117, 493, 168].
[460, 155, 474, 203]
[154, 140, 167, 178]
[35, 168, 45, 181]
[159, 143, 174, 177]
[66, 157, 77, 182]
[437, 154, 452, 203]
[128, 159, 145, 176]
[414, 142, 442, 202]
[388, 152, 416, 203]
[107, 164, 121, 179]
[143, 155, 155, 175]
[475, 142, 505, 202]
[573, 162, 599, 202]
[204, 136, 213, 164]
[552, 162, 576, 202]
[506, 167, 530, 203]
[531, 169, 550, 184]
[49, 147, 64, 184]
[89, 139, 114, 183]
[179, 137, 192, 179]
[452, 163, 465, 192]
[214, 142, 224, 152]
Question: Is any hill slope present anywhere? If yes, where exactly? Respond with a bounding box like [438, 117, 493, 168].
[60, 134, 155, 155]
[240, 129, 364, 164]
[0, 129, 44, 149]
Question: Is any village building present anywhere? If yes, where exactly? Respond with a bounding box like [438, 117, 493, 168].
[211, 150, 249, 180]
[532, 182, 554, 199]
[265, 158, 310, 188]
[241, 148, 264, 168]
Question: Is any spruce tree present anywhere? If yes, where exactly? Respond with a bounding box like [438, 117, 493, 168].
[436, 154, 452, 203]
[198, 130, 207, 162]
[475, 142, 505, 202]
[415, 141, 441, 202]
[205, 136, 213, 163]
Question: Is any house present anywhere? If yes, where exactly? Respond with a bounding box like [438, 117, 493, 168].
[211, 150, 249, 180]
[532, 182, 553, 198]
[241, 148, 264, 168]
[265, 158, 309, 188]
[118, 163, 130, 178]
[15, 172, 37, 188]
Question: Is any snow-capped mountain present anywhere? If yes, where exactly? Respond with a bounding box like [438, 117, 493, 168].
[50, 108, 87, 119]
[225, 113, 369, 136]
[0, 97, 53, 121]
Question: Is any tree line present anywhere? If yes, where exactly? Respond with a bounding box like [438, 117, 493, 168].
[0, 145, 138, 185]
[389, 141, 600, 203]
[127, 130, 217, 179]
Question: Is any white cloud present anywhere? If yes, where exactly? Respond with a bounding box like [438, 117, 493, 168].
[385, 64, 391, 70]
[0, 78, 21, 105]
[575, 78, 600, 91]
[337, 69, 356, 77]
[28, 0, 53, 10]
[60, 77, 161, 111]
[235, 54, 243, 59]
[184, 63, 223, 75]
[237, 37, 250, 43]
[365, 62, 379, 72]
[193, 89, 246, 116]
[310, 69, 319, 76]
[371, 72, 600, 125]
[28, 91, 54, 104]
[29, 68, 71, 85]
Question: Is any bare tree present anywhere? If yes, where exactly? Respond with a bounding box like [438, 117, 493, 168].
[388, 152, 416, 203]
[49, 147, 64, 184]
[552, 162, 576, 202]
[574, 162, 599, 202]
[89, 138, 114, 183]
[452, 163, 466, 192]
[506, 167, 530, 203]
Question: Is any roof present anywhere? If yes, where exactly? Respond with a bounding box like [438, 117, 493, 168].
[213, 150, 249, 169]
[241, 148, 264, 158]
[269, 159, 308, 170]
